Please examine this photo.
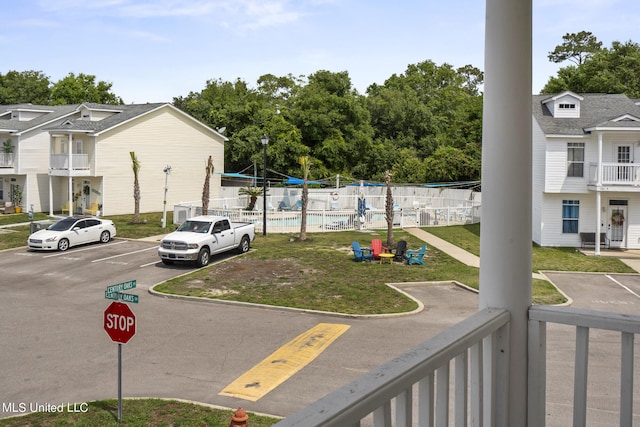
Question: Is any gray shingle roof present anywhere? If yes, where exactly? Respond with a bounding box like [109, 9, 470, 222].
[533, 93, 640, 135]
[0, 103, 170, 135]
[0, 104, 79, 133]
[44, 103, 167, 134]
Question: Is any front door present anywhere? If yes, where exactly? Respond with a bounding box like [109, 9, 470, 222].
[616, 145, 632, 181]
[608, 201, 628, 248]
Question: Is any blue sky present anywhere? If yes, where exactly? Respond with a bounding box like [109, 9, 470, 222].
[2, 0, 639, 103]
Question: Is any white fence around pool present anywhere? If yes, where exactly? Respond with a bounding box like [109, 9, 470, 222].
[172, 187, 481, 233]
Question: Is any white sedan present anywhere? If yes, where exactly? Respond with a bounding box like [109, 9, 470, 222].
[28, 216, 117, 251]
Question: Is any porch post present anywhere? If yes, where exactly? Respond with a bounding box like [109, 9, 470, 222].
[479, 0, 532, 426]
[595, 132, 604, 254]
[68, 133, 73, 215]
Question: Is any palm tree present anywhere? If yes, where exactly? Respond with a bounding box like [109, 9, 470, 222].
[384, 170, 394, 248]
[238, 186, 264, 211]
[299, 156, 311, 241]
[201, 155, 214, 214]
[130, 152, 141, 224]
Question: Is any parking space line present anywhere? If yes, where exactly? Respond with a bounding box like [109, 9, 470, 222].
[91, 246, 158, 263]
[42, 240, 127, 258]
[605, 274, 640, 299]
[219, 323, 350, 402]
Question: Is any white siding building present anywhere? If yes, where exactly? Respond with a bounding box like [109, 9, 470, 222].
[0, 103, 226, 216]
[532, 91, 640, 250]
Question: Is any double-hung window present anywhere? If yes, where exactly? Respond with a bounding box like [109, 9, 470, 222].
[562, 200, 579, 233]
[567, 142, 584, 177]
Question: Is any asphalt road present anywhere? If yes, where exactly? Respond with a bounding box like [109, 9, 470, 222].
[1, 240, 640, 426]
[0, 239, 479, 420]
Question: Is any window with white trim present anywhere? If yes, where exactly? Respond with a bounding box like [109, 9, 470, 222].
[562, 200, 579, 233]
[567, 142, 584, 177]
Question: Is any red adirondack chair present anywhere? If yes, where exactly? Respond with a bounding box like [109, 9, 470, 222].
[370, 239, 388, 259]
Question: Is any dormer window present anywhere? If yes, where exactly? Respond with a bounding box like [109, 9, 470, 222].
[543, 91, 583, 118]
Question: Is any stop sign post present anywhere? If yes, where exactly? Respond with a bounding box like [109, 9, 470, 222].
[104, 300, 137, 423]
[104, 301, 136, 344]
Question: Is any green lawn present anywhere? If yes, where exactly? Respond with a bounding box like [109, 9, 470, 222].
[0, 399, 280, 427]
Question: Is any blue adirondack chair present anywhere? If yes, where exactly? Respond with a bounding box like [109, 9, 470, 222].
[352, 241, 373, 262]
[405, 244, 427, 265]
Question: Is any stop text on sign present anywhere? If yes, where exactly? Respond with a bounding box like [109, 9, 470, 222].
[105, 313, 135, 332]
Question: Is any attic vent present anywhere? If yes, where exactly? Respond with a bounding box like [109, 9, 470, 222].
[559, 103, 576, 109]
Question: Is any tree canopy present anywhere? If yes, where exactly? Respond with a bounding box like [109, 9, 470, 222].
[0, 70, 122, 105]
[543, 33, 640, 98]
[3, 62, 484, 184]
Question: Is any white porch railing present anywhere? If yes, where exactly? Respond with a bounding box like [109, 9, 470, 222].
[274, 308, 510, 427]
[50, 154, 90, 170]
[528, 305, 640, 427]
[0, 152, 14, 167]
[274, 305, 640, 427]
[589, 162, 640, 186]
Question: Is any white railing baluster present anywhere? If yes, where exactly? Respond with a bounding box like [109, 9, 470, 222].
[470, 341, 483, 427]
[620, 332, 634, 427]
[396, 387, 412, 427]
[573, 326, 589, 427]
[373, 401, 391, 427]
[418, 375, 434, 427]
[482, 334, 495, 427]
[527, 317, 547, 427]
[436, 364, 450, 426]
[455, 352, 468, 427]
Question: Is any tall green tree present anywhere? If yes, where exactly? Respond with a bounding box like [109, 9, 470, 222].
[548, 31, 602, 65]
[543, 38, 640, 97]
[130, 152, 141, 224]
[50, 72, 123, 105]
[288, 70, 373, 177]
[0, 70, 51, 104]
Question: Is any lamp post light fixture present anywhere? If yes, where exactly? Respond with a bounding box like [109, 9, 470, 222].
[162, 165, 171, 228]
[261, 134, 269, 236]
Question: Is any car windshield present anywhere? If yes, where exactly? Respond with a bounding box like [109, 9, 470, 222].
[48, 218, 78, 231]
[177, 220, 211, 233]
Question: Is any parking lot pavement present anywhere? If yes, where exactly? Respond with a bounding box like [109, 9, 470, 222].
[2, 239, 640, 425]
[0, 240, 481, 420]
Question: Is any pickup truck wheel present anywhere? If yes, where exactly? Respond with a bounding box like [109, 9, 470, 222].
[196, 248, 210, 267]
[237, 235, 250, 254]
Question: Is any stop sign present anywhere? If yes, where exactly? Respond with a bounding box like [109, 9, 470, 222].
[104, 302, 136, 344]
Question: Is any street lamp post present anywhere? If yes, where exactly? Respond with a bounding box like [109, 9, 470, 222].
[261, 135, 269, 236]
[162, 165, 171, 228]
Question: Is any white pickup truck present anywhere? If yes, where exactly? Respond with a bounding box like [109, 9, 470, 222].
[158, 215, 255, 267]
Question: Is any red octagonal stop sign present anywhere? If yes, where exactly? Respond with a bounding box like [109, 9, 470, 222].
[104, 301, 136, 344]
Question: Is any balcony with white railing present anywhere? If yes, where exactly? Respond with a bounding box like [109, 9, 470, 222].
[0, 152, 14, 169]
[589, 162, 640, 187]
[275, 305, 640, 427]
[49, 153, 91, 175]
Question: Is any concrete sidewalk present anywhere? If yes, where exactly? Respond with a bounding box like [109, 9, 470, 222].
[406, 227, 640, 275]
[405, 227, 480, 268]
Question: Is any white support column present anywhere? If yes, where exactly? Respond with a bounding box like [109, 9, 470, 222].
[479, 0, 532, 426]
[595, 132, 604, 255]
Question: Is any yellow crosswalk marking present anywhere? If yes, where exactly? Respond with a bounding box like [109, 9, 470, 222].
[219, 323, 350, 401]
